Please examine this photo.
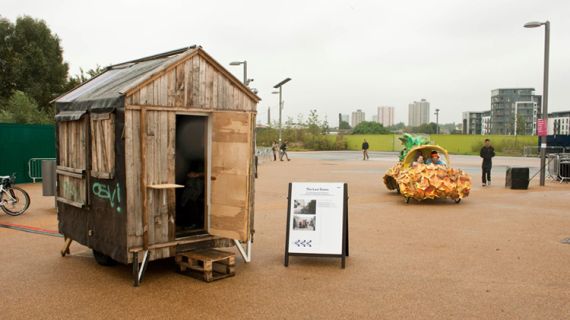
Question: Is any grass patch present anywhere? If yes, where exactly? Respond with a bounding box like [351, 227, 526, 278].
[342, 134, 537, 156]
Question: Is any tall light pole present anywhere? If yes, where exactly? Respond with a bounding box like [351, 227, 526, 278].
[229, 60, 254, 86]
[273, 78, 291, 142]
[434, 108, 440, 134]
[524, 20, 550, 186]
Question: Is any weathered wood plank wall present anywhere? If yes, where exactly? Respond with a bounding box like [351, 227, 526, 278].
[124, 109, 176, 260]
[125, 54, 256, 112]
[209, 112, 253, 241]
[57, 117, 88, 207]
[123, 50, 258, 261]
[90, 113, 115, 179]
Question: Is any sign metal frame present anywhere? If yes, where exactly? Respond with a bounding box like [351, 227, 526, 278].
[284, 182, 349, 268]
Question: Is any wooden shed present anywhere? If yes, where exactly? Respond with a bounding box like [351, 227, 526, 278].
[54, 46, 260, 282]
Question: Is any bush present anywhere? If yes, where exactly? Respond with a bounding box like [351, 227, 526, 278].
[303, 134, 347, 150]
[255, 127, 348, 151]
[352, 121, 389, 134]
[0, 90, 53, 124]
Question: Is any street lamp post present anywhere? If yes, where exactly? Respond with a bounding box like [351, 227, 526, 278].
[524, 20, 550, 186]
[229, 60, 253, 86]
[273, 78, 291, 142]
[434, 108, 440, 134]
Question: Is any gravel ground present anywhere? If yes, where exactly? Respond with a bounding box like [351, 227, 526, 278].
[0, 153, 569, 319]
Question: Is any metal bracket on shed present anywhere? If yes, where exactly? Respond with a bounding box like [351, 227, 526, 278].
[60, 237, 72, 257]
[234, 238, 252, 263]
[132, 250, 150, 287]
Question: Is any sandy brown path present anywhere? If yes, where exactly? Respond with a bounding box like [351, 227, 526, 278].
[0, 155, 569, 319]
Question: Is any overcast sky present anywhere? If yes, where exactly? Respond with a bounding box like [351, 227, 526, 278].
[4, 0, 570, 126]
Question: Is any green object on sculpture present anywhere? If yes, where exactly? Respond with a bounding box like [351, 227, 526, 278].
[398, 134, 430, 161]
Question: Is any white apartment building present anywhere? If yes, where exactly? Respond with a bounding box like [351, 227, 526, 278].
[408, 99, 430, 127]
[351, 109, 365, 127]
[376, 106, 394, 127]
[548, 111, 570, 135]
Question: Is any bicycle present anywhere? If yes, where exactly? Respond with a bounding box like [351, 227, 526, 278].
[0, 174, 30, 216]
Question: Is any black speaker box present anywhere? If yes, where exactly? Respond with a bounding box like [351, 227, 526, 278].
[505, 167, 529, 190]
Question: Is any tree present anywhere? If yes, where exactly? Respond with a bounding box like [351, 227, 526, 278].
[321, 116, 329, 134]
[352, 121, 389, 134]
[66, 65, 106, 89]
[387, 122, 405, 131]
[339, 120, 351, 130]
[307, 109, 321, 135]
[411, 122, 438, 134]
[0, 16, 69, 111]
[516, 115, 527, 135]
[439, 122, 458, 134]
[0, 90, 53, 124]
[0, 18, 16, 102]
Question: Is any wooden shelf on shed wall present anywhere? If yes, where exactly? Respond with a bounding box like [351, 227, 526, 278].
[147, 184, 184, 189]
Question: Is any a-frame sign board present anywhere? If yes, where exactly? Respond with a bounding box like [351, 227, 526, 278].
[284, 182, 349, 268]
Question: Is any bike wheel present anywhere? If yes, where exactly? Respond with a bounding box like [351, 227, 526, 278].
[1, 186, 31, 216]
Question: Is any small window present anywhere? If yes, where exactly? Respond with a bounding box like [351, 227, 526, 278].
[90, 113, 115, 179]
[57, 116, 88, 208]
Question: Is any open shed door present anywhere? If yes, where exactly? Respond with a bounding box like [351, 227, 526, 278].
[209, 112, 253, 241]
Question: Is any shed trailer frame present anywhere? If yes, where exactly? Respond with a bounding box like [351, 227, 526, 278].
[54, 47, 260, 284]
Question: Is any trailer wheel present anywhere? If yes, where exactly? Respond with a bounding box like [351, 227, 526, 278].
[93, 250, 118, 266]
[454, 198, 461, 204]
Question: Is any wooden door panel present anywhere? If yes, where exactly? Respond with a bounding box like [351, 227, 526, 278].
[209, 112, 252, 241]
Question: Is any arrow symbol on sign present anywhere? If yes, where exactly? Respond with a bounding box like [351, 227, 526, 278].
[294, 240, 313, 247]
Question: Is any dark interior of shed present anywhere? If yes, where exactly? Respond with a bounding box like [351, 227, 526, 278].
[175, 115, 207, 238]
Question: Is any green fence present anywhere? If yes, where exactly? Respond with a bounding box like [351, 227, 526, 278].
[0, 123, 56, 183]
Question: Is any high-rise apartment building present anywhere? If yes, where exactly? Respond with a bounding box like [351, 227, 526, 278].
[408, 99, 430, 127]
[548, 111, 570, 135]
[462, 111, 484, 135]
[463, 110, 492, 135]
[481, 111, 491, 135]
[377, 106, 395, 127]
[490, 88, 541, 135]
[351, 109, 365, 127]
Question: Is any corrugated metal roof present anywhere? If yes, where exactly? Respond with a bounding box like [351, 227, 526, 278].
[55, 53, 182, 115]
[54, 45, 260, 118]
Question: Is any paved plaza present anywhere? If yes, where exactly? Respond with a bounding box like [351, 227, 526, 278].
[1, 152, 569, 319]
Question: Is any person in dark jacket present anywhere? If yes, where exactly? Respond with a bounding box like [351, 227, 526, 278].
[280, 140, 290, 161]
[480, 138, 495, 186]
[271, 140, 279, 161]
[362, 139, 370, 160]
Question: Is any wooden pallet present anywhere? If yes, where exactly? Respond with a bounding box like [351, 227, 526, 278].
[176, 249, 235, 282]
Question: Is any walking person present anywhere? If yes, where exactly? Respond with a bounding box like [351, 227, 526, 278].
[480, 138, 495, 187]
[362, 139, 370, 160]
[271, 140, 279, 161]
[280, 140, 290, 161]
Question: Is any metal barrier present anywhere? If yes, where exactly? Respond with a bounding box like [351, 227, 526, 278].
[547, 154, 559, 179]
[546, 153, 570, 183]
[559, 154, 570, 183]
[523, 146, 566, 157]
[28, 158, 56, 183]
[255, 147, 272, 162]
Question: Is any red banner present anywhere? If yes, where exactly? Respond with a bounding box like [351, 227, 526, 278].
[537, 119, 547, 137]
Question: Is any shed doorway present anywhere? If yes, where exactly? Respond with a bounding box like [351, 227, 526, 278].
[175, 115, 208, 238]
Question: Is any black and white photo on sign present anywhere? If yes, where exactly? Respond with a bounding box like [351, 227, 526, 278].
[293, 215, 316, 231]
[293, 199, 316, 215]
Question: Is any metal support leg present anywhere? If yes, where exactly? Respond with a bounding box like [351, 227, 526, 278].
[234, 238, 252, 263]
[60, 237, 72, 257]
[132, 250, 150, 287]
